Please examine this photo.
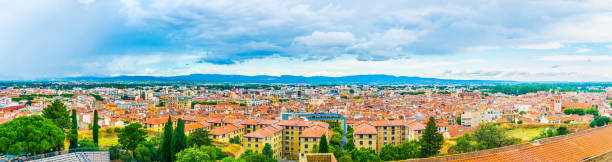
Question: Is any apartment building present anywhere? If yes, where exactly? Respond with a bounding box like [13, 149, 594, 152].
[299, 124, 330, 154]
[279, 119, 330, 160]
[461, 109, 503, 127]
[243, 125, 284, 159]
[353, 122, 377, 150]
[210, 123, 245, 143]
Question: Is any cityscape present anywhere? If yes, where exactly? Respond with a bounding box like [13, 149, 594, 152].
[3, 0, 612, 162]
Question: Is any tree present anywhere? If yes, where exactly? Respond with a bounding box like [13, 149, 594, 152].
[239, 150, 277, 162]
[311, 144, 319, 153]
[187, 128, 212, 147]
[519, 111, 526, 115]
[162, 116, 174, 162]
[420, 117, 443, 157]
[175, 147, 215, 162]
[453, 134, 477, 153]
[109, 145, 122, 160]
[472, 123, 519, 149]
[173, 118, 187, 158]
[517, 120, 523, 124]
[134, 141, 162, 162]
[78, 138, 97, 148]
[230, 136, 241, 144]
[118, 122, 147, 152]
[379, 144, 398, 161]
[590, 116, 611, 128]
[343, 138, 355, 151]
[338, 155, 353, 162]
[42, 100, 71, 129]
[585, 107, 599, 116]
[93, 110, 100, 145]
[329, 145, 344, 160]
[398, 140, 421, 159]
[455, 116, 462, 125]
[262, 143, 274, 158]
[318, 134, 329, 153]
[350, 148, 380, 162]
[0, 115, 65, 154]
[222, 157, 246, 162]
[69, 109, 79, 149]
[557, 126, 570, 135]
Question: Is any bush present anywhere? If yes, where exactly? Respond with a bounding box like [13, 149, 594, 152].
[114, 127, 122, 133]
[109, 145, 122, 160]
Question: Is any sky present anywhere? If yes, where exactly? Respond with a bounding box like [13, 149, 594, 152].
[2, 0, 612, 81]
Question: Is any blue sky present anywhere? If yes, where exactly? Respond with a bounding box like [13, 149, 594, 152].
[2, 0, 612, 81]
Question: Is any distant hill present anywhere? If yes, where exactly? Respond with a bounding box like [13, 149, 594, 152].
[64, 74, 514, 84]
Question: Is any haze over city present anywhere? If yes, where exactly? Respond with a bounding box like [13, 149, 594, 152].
[3, 0, 612, 81]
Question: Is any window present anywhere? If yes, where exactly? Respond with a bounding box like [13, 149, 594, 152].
[248, 144, 251, 147]
[305, 138, 308, 142]
[369, 141, 372, 145]
[305, 144, 308, 148]
[255, 144, 259, 148]
[360, 141, 363, 145]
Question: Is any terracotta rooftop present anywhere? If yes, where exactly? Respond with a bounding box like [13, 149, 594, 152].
[210, 123, 243, 135]
[354, 122, 377, 135]
[244, 125, 283, 138]
[451, 125, 612, 161]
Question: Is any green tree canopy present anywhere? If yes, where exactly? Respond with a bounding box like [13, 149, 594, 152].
[173, 118, 187, 158]
[349, 148, 380, 162]
[78, 138, 97, 148]
[262, 143, 274, 158]
[69, 109, 78, 149]
[398, 140, 421, 159]
[318, 134, 329, 153]
[452, 134, 478, 153]
[162, 116, 174, 162]
[420, 117, 443, 157]
[42, 100, 71, 129]
[472, 123, 520, 150]
[590, 116, 611, 128]
[0, 115, 65, 154]
[118, 122, 147, 152]
[175, 147, 215, 162]
[379, 144, 399, 161]
[134, 140, 162, 162]
[187, 128, 212, 147]
[93, 110, 100, 145]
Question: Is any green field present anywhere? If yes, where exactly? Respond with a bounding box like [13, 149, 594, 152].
[506, 128, 545, 141]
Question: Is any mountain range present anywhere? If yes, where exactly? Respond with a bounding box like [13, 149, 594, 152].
[63, 74, 514, 84]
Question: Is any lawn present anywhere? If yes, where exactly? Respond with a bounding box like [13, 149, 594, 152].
[506, 128, 545, 142]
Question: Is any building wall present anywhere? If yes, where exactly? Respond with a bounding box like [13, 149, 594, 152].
[282, 125, 306, 160]
[299, 137, 319, 154]
[355, 134, 377, 150]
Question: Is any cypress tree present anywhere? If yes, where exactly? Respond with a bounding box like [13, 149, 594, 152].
[420, 117, 443, 157]
[262, 143, 274, 158]
[318, 134, 329, 153]
[172, 118, 187, 159]
[93, 110, 99, 146]
[161, 116, 174, 162]
[69, 109, 78, 149]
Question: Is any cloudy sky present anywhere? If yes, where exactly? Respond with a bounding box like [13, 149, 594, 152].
[2, 0, 612, 81]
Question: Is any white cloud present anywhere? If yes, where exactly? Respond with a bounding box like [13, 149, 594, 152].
[518, 42, 564, 50]
[294, 31, 357, 47]
[546, 13, 612, 43]
[576, 48, 592, 53]
[537, 55, 612, 62]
